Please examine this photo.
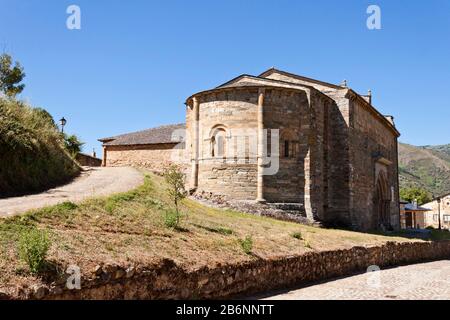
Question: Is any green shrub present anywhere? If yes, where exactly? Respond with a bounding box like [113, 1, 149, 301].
[291, 231, 302, 240]
[18, 227, 51, 274]
[164, 210, 180, 229]
[239, 236, 253, 255]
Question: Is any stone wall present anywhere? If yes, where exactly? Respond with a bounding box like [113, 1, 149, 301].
[349, 97, 400, 230]
[75, 153, 102, 167]
[14, 241, 450, 300]
[187, 89, 260, 199]
[104, 143, 183, 172]
[263, 88, 310, 203]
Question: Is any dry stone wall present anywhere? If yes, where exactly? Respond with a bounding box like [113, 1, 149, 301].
[10, 241, 450, 300]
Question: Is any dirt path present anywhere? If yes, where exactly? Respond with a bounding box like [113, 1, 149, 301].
[0, 167, 144, 217]
[259, 260, 450, 300]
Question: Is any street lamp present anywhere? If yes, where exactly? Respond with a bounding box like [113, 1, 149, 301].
[59, 117, 67, 133]
[437, 197, 442, 230]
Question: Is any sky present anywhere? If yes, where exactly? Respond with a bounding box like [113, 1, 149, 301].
[1, 0, 449, 155]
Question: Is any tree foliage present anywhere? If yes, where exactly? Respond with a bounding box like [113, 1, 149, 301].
[64, 134, 84, 156]
[163, 164, 186, 227]
[400, 187, 432, 205]
[0, 53, 25, 97]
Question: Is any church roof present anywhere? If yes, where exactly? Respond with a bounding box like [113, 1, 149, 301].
[258, 67, 345, 90]
[99, 123, 185, 146]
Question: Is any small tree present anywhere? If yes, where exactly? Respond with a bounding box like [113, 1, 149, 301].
[163, 164, 186, 226]
[0, 53, 25, 97]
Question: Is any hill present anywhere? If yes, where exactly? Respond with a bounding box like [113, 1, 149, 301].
[0, 98, 80, 197]
[398, 142, 450, 196]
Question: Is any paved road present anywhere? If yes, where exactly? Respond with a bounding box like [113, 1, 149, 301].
[261, 260, 450, 300]
[0, 167, 143, 217]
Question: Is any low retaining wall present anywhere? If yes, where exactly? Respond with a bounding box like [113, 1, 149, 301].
[16, 240, 450, 300]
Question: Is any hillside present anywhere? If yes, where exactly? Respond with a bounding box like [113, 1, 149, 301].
[0, 98, 80, 197]
[398, 142, 450, 196]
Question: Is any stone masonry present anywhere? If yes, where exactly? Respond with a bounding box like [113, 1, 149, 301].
[100, 68, 400, 231]
[185, 68, 400, 231]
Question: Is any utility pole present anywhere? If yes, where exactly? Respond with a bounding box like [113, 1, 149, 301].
[437, 197, 442, 230]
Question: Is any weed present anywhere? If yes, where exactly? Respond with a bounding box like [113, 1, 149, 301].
[18, 227, 51, 274]
[239, 236, 253, 255]
[292, 231, 303, 240]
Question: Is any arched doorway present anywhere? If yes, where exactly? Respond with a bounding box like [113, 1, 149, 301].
[374, 172, 390, 229]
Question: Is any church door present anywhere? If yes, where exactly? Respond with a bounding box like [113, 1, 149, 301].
[374, 173, 389, 228]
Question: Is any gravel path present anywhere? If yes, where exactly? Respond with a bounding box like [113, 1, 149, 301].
[0, 167, 144, 217]
[259, 260, 450, 300]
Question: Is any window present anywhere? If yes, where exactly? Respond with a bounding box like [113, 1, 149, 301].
[282, 139, 298, 159]
[444, 215, 450, 223]
[280, 131, 299, 159]
[210, 127, 227, 159]
[433, 214, 439, 222]
[284, 140, 290, 158]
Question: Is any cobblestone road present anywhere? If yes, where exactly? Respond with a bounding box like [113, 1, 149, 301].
[261, 261, 450, 300]
[0, 167, 143, 217]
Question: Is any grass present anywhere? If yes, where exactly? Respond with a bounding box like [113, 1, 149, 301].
[0, 172, 422, 293]
[238, 236, 253, 255]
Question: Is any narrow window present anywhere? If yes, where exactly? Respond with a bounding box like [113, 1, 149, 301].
[211, 136, 216, 157]
[284, 140, 290, 158]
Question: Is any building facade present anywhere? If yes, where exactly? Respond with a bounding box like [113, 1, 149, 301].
[100, 68, 401, 231]
[422, 193, 450, 229]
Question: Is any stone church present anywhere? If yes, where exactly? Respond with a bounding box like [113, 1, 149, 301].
[100, 68, 400, 231]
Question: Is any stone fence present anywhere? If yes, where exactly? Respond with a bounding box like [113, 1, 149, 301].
[12, 240, 450, 300]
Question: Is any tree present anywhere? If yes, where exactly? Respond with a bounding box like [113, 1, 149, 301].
[64, 134, 84, 156]
[400, 187, 432, 205]
[0, 53, 25, 97]
[163, 164, 186, 226]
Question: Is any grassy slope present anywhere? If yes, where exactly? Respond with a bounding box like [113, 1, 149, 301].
[398, 142, 450, 196]
[0, 98, 79, 197]
[0, 172, 417, 292]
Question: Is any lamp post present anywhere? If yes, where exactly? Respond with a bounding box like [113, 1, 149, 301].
[59, 117, 67, 133]
[437, 197, 442, 230]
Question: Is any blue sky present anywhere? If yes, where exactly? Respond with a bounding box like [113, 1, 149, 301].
[1, 0, 449, 155]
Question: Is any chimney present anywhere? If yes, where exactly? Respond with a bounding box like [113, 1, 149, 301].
[385, 115, 395, 126]
[92, 148, 97, 158]
[368, 90, 372, 105]
[412, 199, 418, 210]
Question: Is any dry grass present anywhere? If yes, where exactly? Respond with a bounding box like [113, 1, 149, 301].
[0, 172, 419, 291]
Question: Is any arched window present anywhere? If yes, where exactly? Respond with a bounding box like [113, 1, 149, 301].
[281, 131, 298, 159]
[210, 127, 227, 158]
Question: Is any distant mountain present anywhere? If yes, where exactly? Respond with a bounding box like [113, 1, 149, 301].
[398, 143, 450, 196]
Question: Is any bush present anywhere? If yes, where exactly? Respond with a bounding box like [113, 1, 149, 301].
[0, 98, 80, 196]
[291, 231, 302, 240]
[164, 210, 180, 229]
[239, 236, 253, 255]
[18, 227, 51, 274]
